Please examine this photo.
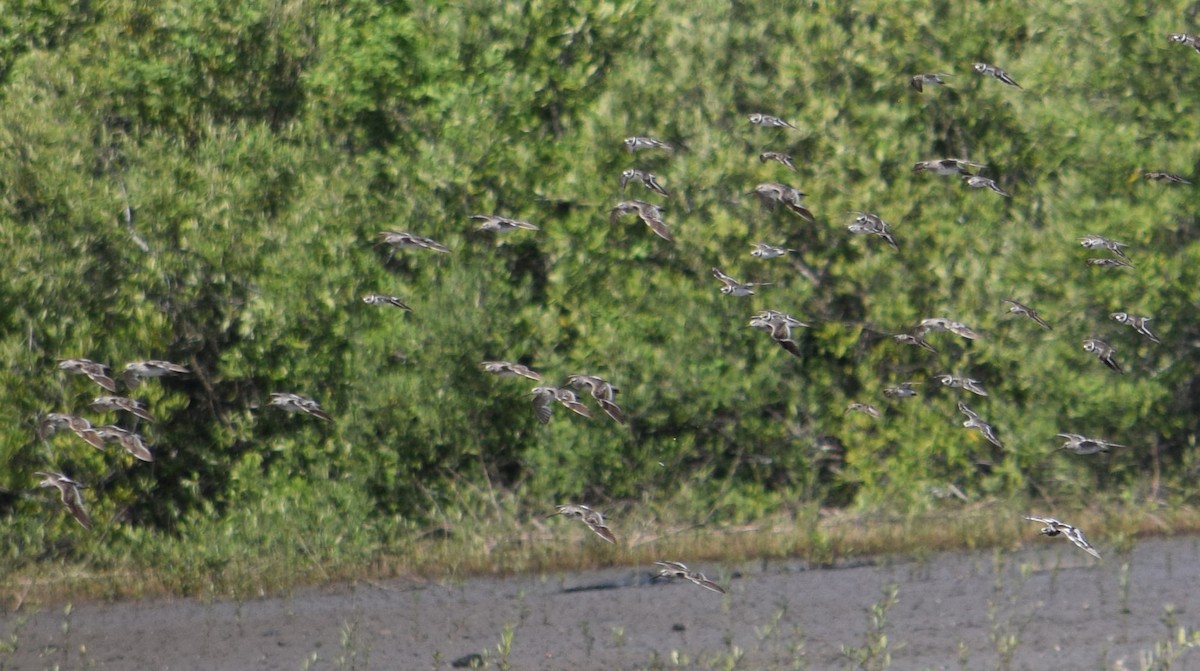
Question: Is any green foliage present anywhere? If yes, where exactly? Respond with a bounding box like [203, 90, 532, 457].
[2, 0, 1200, 588]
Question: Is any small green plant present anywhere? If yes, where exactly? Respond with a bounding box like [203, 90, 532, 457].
[840, 583, 900, 671]
[495, 622, 515, 671]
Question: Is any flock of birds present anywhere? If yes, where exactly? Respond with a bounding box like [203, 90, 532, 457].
[36, 32, 1200, 590]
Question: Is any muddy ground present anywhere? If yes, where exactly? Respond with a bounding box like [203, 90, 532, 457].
[3, 536, 1199, 670]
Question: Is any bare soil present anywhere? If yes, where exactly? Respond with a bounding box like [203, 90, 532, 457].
[3, 536, 1200, 670]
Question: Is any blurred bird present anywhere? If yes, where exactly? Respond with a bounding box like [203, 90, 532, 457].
[375, 231, 451, 253]
[750, 242, 798, 259]
[758, 151, 799, 172]
[972, 62, 1022, 88]
[935, 374, 989, 397]
[910, 72, 951, 92]
[548, 504, 616, 544]
[610, 200, 672, 241]
[268, 392, 333, 421]
[624, 136, 673, 152]
[847, 212, 899, 251]
[963, 175, 1011, 198]
[1055, 433, 1123, 456]
[654, 561, 726, 594]
[846, 402, 881, 418]
[913, 158, 985, 176]
[1002, 298, 1052, 329]
[892, 333, 937, 353]
[1024, 516, 1101, 560]
[36, 471, 92, 530]
[122, 360, 190, 390]
[883, 382, 918, 399]
[1082, 338, 1123, 373]
[566, 374, 625, 424]
[712, 267, 771, 297]
[37, 413, 105, 450]
[752, 183, 815, 221]
[362, 294, 412, 311]
[1144, 171, 1191, 185]
[958, 401, 1002, 448]
[482, 361, 543, 381]
[919, 317, 980, 340]
[749, 310, 808, 359]
[90, 396, 155, 422]
[531, 386, 592, 424]
[1078, 234, 1129, 259]
[93, 425, 154, 462]
[1110, 312, 1160, 343]
[58, 358, 118, 393]
[1168, 32, 1200, 53]
[471, 214, 539, 233]
[1087, 257, 1133, 269]
[748, 113, 797, 129]
[620, 169, 671, 197]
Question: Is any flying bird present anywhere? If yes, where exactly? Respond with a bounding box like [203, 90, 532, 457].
[121, 360, 190, 390]
[624, 136, 673, 152]
[935, 374, 989, 397]
[90, 396, 155, 422]
[93, 425, 154, 462]
[1110, 312, 1160, 343]
[482, 361, 543, 381]
[913, 158, 985, 177]
[758, 151, 799, 172]
[910, 72, 951, 92]
[1055, 433, 1123, 456]
[620, 169, 671, 197]
[712, 267, 770, 297]
[750, 242, 797, 259]
[1144, 171, 1191, 185]
[1024, 516, 1101, 560]
[1082, 338, 1123, 373]
[531, 386, 592, 424]
[845, 402, 881, 419]
[547, 504, 616, 544]
[918, 317, 980, 340]
[749, 310, 808, 359]
[1078, 234, 1129, 259]
[37, 413, 105, 450]
[958, 401, 1002, 448]
[883, 382, 918, 399]
[565, 374, 625, 424]
[752, 183, 814, 221]
[610, 200, 672, 241]
[57, 358, 118, 393]
[268, 392, 333, 421]
[1087, 257, 1134, 269]
[963, 175, 1011, 198]
[892, 333, 937, 353]
[1002, 298, 1052, 329]
[654, 561, 726, 594]
[36, 472, 92, 529]
[972, 62, 1022, 88]
[1168, 32, 1200, 53]
[375, 231, 451, 253]
[748, 113, 797, 129]
[362, 294, 412, 311]
[471, 214, 539, 233]
[847, 212, 899, 251]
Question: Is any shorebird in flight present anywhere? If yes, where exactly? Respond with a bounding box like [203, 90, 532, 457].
[1055, 433, 1123, 456]
[624, 136, 673, 152]
[1110, 312, 1160, 343]
[1144, 171, 1191, 185]
[847, 212, 899, 251]
[471, 214, 539, 233]
[935, 374, 989, 397]
[362, 294, 412, 311]
[268, 392, 333, 421]
[958, 401, 1002, 448]
[1002, 298, 1051, 329]
[1024, 516, 1101, 559]
[1078, 234, 1129, 259]
[1082, 339, 1123, 373]
[910, 72, 951, 92]
[654, 561, 726, 594]
[1169, 33, 1200, 53]
[845, 402, 881, 418]
[750, 242, 797, 259]
[1087, 257, 1134, 269]
[964, 175, 1011, 198]
[759, 151, 799, 172]
[620, 169, 670, 197]
[712, 267, 770, 297]
[375, 231, 451, 253]
[90, 396, 154, 422]
[610, 200, 672, 241]
[972, 62, 1022, 88]
[531, 386, 592, 424]
[36, 472, 92, 529]
[548, 504, 616, 544]
[883, 382, 918, 399]
[913, 158, 985, 177]
[58, 358, 118, 393]
[748, 113, 797, 129]
[892, 332, 937, 353]
[93, 425, 154, 462]
[919, 317, 980, 340]
[565, 374, 625, 424]
[752, 183, 814, 221]
[122, 360, 190, 390]
[482, 361, 543, 381]
[749, 310, 807, 359]
[37, 413, 105, 450]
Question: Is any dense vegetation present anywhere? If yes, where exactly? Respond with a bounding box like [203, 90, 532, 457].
[3, 0, 1200, 591]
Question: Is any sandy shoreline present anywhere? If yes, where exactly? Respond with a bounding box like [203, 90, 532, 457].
[3, 536, 1200, 670]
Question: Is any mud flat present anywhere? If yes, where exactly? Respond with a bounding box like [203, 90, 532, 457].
[3, 536, 1200, 670]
